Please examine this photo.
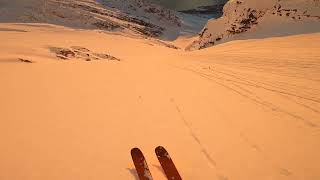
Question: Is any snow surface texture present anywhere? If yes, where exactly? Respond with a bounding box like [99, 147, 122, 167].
[0, 23, 320, 180]
[0, 0, 185, 40]
[187, 0, 320, 50]
[0, 0, 320, 179]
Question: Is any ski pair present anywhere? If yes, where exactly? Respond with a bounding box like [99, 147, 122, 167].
[131, 146, 182, 180]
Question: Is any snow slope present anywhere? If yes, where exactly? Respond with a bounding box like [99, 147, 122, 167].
[0, 0, 320, 179]
[187, 0, 320, 50]
[0, 23, 320, 180]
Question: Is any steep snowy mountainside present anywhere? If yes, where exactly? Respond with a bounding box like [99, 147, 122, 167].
[99, 0, 181, 26]
[179, 3, 226, 19]
[97, 0, 183, 39]
[187, 0, 320, 50]
[0, 0, 183, 40]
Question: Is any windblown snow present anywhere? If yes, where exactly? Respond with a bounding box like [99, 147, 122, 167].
[0, 0, 319, 180]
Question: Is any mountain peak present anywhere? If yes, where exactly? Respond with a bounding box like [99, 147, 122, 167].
[187, 0, 320, 50]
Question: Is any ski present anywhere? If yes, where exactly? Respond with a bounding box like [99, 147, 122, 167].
[155, 146, 182, 180]
[131, 148, 153, 180]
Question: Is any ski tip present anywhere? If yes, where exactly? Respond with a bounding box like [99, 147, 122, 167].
[131, 147, 142, 156]
[155, 146, 166, 153]
[155, 146, 170, 158]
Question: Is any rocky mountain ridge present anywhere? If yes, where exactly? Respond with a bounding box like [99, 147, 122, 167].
[187, 0, 320, 50]
[0, 0, 182, 39]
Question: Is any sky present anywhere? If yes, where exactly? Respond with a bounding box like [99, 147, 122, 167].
[148, 0, 227, 10]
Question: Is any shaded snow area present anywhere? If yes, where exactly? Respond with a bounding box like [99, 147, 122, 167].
[179, 2, 227, 19]
[148, 0, 227, 11]
[187, 0, 320, 50]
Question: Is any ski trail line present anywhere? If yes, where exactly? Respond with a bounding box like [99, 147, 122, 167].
[170, 98, 217, 167]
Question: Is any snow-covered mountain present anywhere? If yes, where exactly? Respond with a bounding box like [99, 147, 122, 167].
[0, 0, 183, 39]
[2, 0, 318, 51]
[187, 0, 320, 50]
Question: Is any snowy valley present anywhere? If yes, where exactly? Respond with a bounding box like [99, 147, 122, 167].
[0, 0, 319, 180]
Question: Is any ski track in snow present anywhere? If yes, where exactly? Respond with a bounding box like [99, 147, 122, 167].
[170, 98, 217, 167]
[169, 67, 298, 178]
[170, 98, 231, 180]
[171, 64, 320, 129]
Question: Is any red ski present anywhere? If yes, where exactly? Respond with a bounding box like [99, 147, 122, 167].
[155, 146, 182, 180]
[131, 148, 153, 180]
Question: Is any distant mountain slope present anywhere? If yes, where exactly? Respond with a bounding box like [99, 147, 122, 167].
[97, 0, 183, 39]
[149, 0, 228, 11]
[187, 0, 320, 50]
[179, 3, 226, 19]
[0, 0, 182, 39]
